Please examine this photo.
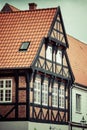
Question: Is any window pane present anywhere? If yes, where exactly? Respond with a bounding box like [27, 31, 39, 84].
[52, 86, 58, 107]
[42, 83, 48, 105]
[0, 81, 3, 88]
[5, 90, 11, 101]
[34, 81, 41, 104]
[46, 46, 52, 60]
[20, 42, 30, 51]
[56, 50, 62, 64]
[76, 94, 81, 112]
[0, 90, 3, 101]
[6, 80, 11, 88]
[59, 87, 64, 108]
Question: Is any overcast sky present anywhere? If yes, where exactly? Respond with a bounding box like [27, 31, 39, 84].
[0, 0, 87, 44]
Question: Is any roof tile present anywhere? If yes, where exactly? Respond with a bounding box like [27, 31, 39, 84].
[0, 8, 57, 69]
[67, 35, 87, 86]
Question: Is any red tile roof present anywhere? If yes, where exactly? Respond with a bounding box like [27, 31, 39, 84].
[0, 4, 87, 87]
[0, 8, 57, 69]
[67, 35, 87, 86]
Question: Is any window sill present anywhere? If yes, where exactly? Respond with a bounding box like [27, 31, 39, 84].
[76, 111, 82, 114]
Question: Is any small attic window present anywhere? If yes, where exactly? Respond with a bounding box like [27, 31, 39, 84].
[19, 42, 30, 51]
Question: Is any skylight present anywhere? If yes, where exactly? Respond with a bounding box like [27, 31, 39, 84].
[19, 42, 30, 51]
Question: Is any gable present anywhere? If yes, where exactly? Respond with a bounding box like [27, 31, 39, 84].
[33, 38, 73, 81]
[48, 7, 69, 48]
[32, 7, 73, 81]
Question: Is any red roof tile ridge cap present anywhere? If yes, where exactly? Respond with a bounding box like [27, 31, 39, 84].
[0, 6, 57, 14]
[67, 34, 87, 45]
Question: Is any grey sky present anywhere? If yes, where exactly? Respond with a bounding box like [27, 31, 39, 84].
[0, 0, 87, 44]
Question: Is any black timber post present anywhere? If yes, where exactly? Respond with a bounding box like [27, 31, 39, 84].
[25, 70, 32, 120]
[14, 70, 19, 120]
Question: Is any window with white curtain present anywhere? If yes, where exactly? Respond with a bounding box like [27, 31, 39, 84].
[46, 46, 52, 60]
[56, 50, 62, 64]
[34, 80, 48, 106]
[34, 80, 41, 104]
[42, 83, 48, 106]
[52, 85, 58, 107]
[59, 87, 64, 108]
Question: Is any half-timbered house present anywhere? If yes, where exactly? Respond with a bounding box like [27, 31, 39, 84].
[0, 3, 74, 130]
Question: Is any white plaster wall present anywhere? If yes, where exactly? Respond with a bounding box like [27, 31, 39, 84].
[0, 121, 28, 130]
[28, 122, 68, 130]
[72, 86, 87, 123]
[0, 121, 68, 130]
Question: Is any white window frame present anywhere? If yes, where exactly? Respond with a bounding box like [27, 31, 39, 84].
[52, 85, 58, 107]
[76, 94, 81, 113]
[59, 87, 64, 108]
[46, 46, 52, 60]
[42, 83, 48, 106]
[0, 79, 12, 103]
[56, 50, 62, 64]
[34, 80, 41, 104]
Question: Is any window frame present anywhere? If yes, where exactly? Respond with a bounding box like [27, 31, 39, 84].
[76, 93, 81, 113]
[52, 85, 58, 107]
[56, 49, 62, 64]
[34, 80, 41, 104]
[46, 45, 52, 61]
[42, 83, 48, 106]
[19, 41, 30, 51]
[59, 87, 65, 108]
[0, 79, 12, 103]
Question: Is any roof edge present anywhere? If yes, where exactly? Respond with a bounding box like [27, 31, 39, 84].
[67, 34, 87, 45]
[0, 6, 57, 14]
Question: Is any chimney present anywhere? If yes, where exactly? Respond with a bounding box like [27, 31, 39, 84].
[29, 3, 37, 10]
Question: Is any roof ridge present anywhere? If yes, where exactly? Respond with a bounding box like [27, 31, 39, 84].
[0, 6, 57, 14]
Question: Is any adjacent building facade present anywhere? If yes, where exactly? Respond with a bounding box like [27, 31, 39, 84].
[0, 3, 87, 130]
[67, 35, 87, 130]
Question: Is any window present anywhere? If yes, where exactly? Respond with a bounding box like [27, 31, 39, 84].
[59, 87, 64, 108]
[19, 42, 30, 51]
[56, 50, 62, 64]
[34, 80, 48, 106]
[42, 83, 48, 105]
[34, 81, 41, 104]
[46, 46, 52, 60]
[52, 86, 58, 107]
[0, 79, 12, 103]
[76, 94, 81, 112]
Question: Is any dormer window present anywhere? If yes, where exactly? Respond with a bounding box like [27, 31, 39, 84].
[19, 42, 30, 51]
[46, 46, 52, 60]
[56, 50, 62, 64]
